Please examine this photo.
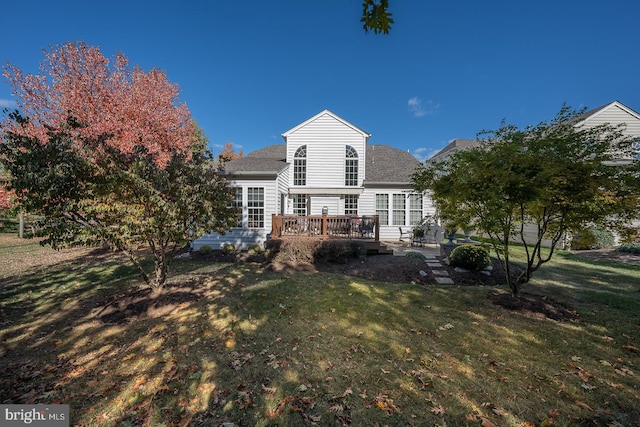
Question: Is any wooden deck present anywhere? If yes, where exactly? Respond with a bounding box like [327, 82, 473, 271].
[271, 214, 380, 240]
[270, 214, 391, 254]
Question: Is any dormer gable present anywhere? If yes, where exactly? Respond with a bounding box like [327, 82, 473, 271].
[281, 110, 371, 140]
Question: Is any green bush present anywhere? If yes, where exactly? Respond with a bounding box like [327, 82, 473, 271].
[571, 227, 615, 250]
[405, 251, 427, 261]
[222, 243, 236, 254]
[615, 242, 640, 255]
[198, 245, 213, 255]
[449, 244, 491, 271]
[247, 243, 262, 254]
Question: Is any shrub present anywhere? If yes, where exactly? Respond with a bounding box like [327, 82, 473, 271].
[449, 244, 491, 271]
[222, 243, 236, 254]
[198, 245, 213, 255]
[247, 244, 262, 254]
[615, 242, 640, 255]
[571, 227, 615, 250]
[405, 251, 427, 261]
[267, 239, 318, 263]
[314, 240, 356, 264]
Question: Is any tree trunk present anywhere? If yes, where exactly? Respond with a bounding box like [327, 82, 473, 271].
[151, 246, 169, 290]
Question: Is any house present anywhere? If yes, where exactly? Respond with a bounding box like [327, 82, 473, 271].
[191, 110, 434, 250]
[429, 101, 640, 164]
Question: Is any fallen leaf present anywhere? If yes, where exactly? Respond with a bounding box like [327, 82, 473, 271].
[575, 400, 593, 411]
[622, 345, 639, 354]
[465, 413, 479, 421]
[261, 384, 276, 395]
[51, 339, 62, 346]
[480, 417, 496, 427]
[431, 403, 445, 416]
[578, 370, 593, 381]
[340, 388, 353, 398]
[549, 408, 559, 418]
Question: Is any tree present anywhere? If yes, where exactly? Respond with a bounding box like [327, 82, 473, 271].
[2, 41, 193, 168]
[0, 164, 14, 211]
[412, 105, 640, 296]
[0, 42, 237, 290]
[361, 0, 393, 34]
[217, 142, 244, 163]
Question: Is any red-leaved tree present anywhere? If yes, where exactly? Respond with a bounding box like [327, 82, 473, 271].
[3, 41, 192, 167]
[1, 42, 237, 289]
[0, 184, 15, 210]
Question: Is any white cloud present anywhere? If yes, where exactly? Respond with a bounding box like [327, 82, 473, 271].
[408, 97, 440, 118]
[0, 99, 16, 109]
[412, 146, 441, 162]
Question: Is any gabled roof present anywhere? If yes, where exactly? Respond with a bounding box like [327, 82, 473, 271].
[281, 109, 371, 139]
[571, 100, 640, 126]
[429, 101, 640, 161]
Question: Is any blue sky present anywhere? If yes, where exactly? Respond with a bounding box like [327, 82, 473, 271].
[2, 0, 639, 161]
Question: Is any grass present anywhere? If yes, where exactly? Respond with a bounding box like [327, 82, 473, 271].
[0, 234, 639, 426]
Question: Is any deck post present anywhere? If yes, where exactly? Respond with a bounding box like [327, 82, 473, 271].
[322, 214, 328, 240]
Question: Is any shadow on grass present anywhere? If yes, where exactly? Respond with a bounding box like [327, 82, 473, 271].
[1, 247, 639, 426]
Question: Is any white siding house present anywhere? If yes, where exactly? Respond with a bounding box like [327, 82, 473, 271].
[192, 110, 431, 250]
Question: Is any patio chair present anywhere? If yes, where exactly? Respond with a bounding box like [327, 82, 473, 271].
[399, 226, 413, 242]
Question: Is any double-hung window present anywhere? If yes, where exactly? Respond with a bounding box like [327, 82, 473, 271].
[409, 194, 423, 225]
[247, 187, 264, 228]
[344, 195, 358, 215]
[392, 194, 405, 225]
[233, 187, 243, 227]
[375, 194, 389, 226]
[292, 194, 308, 216]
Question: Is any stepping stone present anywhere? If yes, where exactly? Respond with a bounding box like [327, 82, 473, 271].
[432, 270, 449, 276]
[427, 262, 443, 268]
[435, 277, 454, 285]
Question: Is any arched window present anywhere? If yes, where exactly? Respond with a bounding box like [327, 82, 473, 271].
[345, 145, 358, 186]
[294, 145, 307, 186]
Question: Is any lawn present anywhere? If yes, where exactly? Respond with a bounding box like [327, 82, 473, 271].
[0, 233, 639, 426]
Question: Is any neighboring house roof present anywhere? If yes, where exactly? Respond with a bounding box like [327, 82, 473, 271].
[281, 109, 371, 139]
[428, 139, 479, 163]
[221, 143, 420, 184]
[364, 144, 422, 184]
[429, 101, 640, 162]
[569, 100, 640, 126]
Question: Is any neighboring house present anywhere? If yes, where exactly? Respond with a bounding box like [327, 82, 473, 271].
[427, 100, 640, 246]
[192, 110, 434, 250]
[429, 101, 640, 165]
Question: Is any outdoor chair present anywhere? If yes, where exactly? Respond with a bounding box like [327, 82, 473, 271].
[399, 226, 413, 242]
[411, 224, 443, 247]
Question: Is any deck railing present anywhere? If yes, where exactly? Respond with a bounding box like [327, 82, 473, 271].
[271, 214, 379, 241]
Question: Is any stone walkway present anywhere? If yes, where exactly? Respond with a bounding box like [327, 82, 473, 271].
[383, 240, 455, 285]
